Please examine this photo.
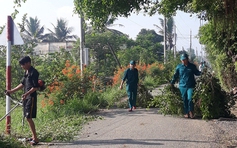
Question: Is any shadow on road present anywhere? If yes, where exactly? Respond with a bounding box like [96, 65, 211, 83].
[93, 108, 204, 120]
[93, 108, 160, 118]
[53, 138, 214, 147]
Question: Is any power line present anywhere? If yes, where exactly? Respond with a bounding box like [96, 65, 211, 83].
[176, 27, 190, 43]
[177, 36, 197, 39]
[126, 18, 145, 28]
[177, 13, 191, 29]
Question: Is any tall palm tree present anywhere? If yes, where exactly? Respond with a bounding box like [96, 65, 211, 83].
[24, 16, 45, 42]
[44, 18, 77, 42]
[154, 17, 175, 50]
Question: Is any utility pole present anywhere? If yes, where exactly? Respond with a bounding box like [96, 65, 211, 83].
[190, 30, 192, 56]
[0, 16, 24, 134]
[173, 25, 176, 58]
[164, 16, 167, 64]
[79, 17, 85, 76]
[200, 50, 203, 62]
[196, 47, 198, 57]
[200, 15, 203, 62]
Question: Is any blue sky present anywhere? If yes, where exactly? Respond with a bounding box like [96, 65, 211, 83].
[0, 0, 206, 55]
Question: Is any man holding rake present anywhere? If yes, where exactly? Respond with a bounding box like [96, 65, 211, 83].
[6, 56, 39, 145]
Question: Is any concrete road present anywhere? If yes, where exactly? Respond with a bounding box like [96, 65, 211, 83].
[48, 108, 219, 148]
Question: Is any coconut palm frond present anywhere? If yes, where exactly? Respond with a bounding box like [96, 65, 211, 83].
[153, 24, 164, 35]
[159, 18, 164, 27]
[167, 17, 174, 35]
[36, 27, 44, 37]
[24, 16, 45, 42]
[46, 18, 77, 42]
[155, 17, 175, 50]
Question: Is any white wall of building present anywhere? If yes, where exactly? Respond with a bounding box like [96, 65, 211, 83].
[34, 41, 75, 55]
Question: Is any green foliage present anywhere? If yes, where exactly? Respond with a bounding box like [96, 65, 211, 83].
[117, 46, 141, 66]
[148, 85, 183, 115]
[136, 29, 163, 44]
[20, 16, 45, 42]
[135, 29, 164, 63]
[137, 84, 153, 108]
[0, 134, 29, 148]
[146, 52, 235, 119]
[73, 0, 237, 93]
[117, 29, 164, 66]
[74, 0, 152, 28]
[36, 115, 95, 142]
[100, 86, 126, 108]
[85, 31, 126, 76]
[46, 18, 77, 42]
[47, 92, 107, 116]
[149, 70, 235, 119]
[154, 17, 174, 50]
[162, 58, 180, 83]
[143, 76, 156, 90]
[193, 71, 234, 119]
[199, 22, 237, 90]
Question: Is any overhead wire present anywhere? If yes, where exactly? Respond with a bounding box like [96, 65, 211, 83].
[113, 15, 195, 51]
[126, 17, 146, 28]
[174, 12, 197, 50]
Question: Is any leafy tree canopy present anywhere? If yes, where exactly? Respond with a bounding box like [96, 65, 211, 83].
[73, 0, 153, 28]
[136, 29, 163, 46]
[73, 0, 232, 28]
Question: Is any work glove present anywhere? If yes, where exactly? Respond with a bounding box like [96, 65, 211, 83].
[170, 83, 175, 92]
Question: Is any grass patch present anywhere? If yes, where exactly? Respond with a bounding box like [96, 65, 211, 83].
[0, 134, 30, 148]
[0, 96, 100, 147]
[0, 83, 142, 147]
[100, 86, 126, 108]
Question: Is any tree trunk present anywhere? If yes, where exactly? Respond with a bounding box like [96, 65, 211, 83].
[107, 42, 122, 69]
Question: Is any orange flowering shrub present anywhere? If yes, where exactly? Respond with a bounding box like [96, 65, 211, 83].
[62, 60, 81, 79]
[113, 66, 128, 85]
[41, 98, 55, 108]
[43, 60, 102, 107]
[112, 62, 165, 85]
[146, 63, 165, 77]
[47, 81, 63, 93]
[41, 98, 47, 108]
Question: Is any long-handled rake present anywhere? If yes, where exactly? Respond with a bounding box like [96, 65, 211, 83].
[0, 92, 24, 128]
[1, 80, 46, 134]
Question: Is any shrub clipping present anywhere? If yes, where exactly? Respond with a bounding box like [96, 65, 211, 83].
[193, 70, 235, 119]
[148, 85, 183, 116]
[149, 70, 236, 119]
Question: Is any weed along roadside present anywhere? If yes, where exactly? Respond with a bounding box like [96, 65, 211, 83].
[0, 61, 163, 147]
[47, 84, 237, 148]
[0, 59, 237, 147]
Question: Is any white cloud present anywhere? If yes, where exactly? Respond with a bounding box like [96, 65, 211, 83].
[57, 6, 75, 18]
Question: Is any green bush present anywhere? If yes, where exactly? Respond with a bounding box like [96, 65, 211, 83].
[193, 71, 234, 119]
[0, 134, 29, 148]
[101, 86, 126, 108]
[36, 115, 96, 141]
[143, 76, 156, 89]
[148, 85, 183, 115]
[136, 84, 154, 108]
[148, 71, 235, 119]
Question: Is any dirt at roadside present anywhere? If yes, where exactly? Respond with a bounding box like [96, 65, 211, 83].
[208, 105, 237, 148]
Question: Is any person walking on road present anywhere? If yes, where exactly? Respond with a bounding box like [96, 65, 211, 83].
[120, 60, 139, 112]
[5, 56, 40, 145]
[170, 53, 201, 118]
